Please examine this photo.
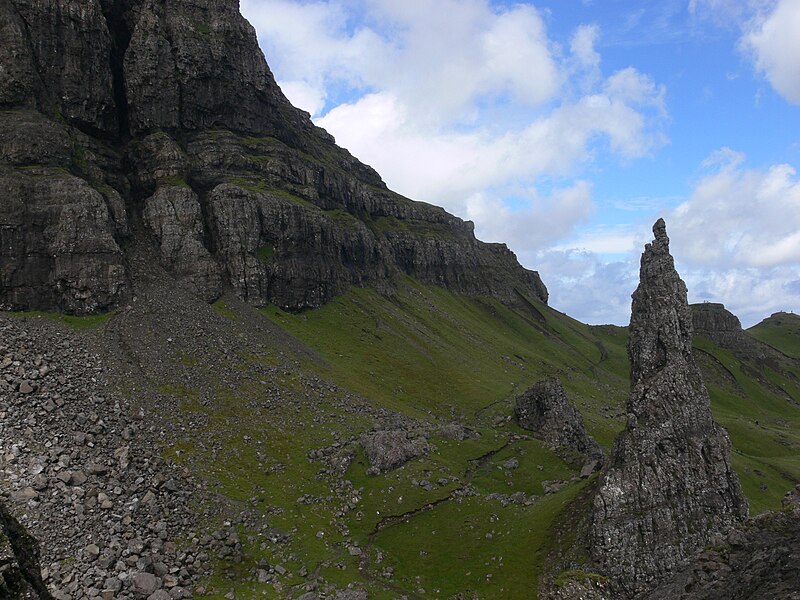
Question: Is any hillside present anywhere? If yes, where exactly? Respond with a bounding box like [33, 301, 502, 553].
[3, 273, 798, 598]
[0, 0, 545, 316]
[2, 2, 800, 599]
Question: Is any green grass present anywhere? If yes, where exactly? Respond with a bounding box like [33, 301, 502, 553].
[157, 174, 190, 188]
[87, 275, 796, 597]
[748, 312, 800, 358]
[694, 335, 800, 512]
[260, 280, 617, 423]
[212, 299, 236, 320]
[256, 244, 275, 261]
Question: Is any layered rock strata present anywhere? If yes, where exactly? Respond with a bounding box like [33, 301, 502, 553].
[0, 0, 547, 313]
[589, 219, 748, 597]
[690, 302, 763, 355]
[515, 377, 603, 472]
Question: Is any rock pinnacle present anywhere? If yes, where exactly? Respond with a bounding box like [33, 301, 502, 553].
[589, 218, 748, 597]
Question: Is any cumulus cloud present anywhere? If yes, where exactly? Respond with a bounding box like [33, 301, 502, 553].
[465, 182, 596, 251]
[541, 150, 800, 326]
[741, 0, 800, 105]
[692, 0, 800, 105]
[532, 250, 639, 325]
[241, 0, 668, 257]
[681, 264, 800, 327]
[317, 73, 664, 216]
[670, 148, 800, 268]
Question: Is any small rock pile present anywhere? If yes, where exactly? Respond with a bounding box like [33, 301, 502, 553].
[0, 316, 208, 599]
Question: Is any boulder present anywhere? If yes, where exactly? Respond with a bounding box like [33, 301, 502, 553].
[515, 377, 603, 470]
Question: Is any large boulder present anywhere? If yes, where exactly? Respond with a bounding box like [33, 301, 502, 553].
[361, 430, 431, 475]
[515, 377, 603, 471]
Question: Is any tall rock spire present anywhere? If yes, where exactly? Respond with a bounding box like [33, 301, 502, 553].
[589, 218, 748, 597]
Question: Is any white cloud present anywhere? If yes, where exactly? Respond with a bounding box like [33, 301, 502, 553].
[278, 80, 327, 117]
[540, 151, 800, 326]
[670, 149, 800, 268]
[682, 265, 800, 327]
[663, 150, 800, 325]
[553, 224, 644, 255]
[465, 182, 596, 251]
[318, 76, 665, 221]
[742, 0, 800, 105]
[533, 250, 639, 324]
[241, 0, 668, 258]
[239, 0, 684, 324]
[693, 0, 800, 105]
[571, 24, 601, 71]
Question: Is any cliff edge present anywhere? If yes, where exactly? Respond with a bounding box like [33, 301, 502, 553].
[0, 0, 547, 314]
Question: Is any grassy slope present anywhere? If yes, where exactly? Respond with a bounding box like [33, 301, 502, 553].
[748, 312, 800, 358]
[248, 280, 796, 597]
[179, 282, 627, 599]
[693, 335, 800, 513]
[127, 282, 798, 598]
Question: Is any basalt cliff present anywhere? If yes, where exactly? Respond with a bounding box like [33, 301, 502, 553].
[0, 0, 547, 315]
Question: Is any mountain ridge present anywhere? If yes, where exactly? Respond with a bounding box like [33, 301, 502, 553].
[0, 0, 547, 315]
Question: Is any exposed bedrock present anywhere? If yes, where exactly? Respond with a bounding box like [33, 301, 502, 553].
[0, 0, 548, 313]
[515, 377, 603, 472]
[589, 219, 748, 597]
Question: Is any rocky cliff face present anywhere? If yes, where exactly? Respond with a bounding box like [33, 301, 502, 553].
[589, 219, 748, 597]
[690, 302, 760, 353]
[0, 0, 547, 313]
[649, 485, 800, 600]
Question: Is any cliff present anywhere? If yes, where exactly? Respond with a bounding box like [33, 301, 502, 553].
[0, 0, 547, 314]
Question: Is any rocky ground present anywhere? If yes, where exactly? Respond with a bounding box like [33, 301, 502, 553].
[0, 244, 450, 599]
[0, 313, 205, 599]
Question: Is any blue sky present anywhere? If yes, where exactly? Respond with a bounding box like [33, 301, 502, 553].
[240, 0, 800, 326]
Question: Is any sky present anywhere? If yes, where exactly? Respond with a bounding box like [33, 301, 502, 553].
[239, 0, 800, 327]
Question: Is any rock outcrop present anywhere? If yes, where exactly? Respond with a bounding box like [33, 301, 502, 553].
[361, 430, 431, 475]
[648, 493, 800, 600]
[0, 0, 547, 314]
[0, 499, 52, 599]
[690, 302, 762, 355]
[515, 377, 603, 472]
[589, 219, 748, 597]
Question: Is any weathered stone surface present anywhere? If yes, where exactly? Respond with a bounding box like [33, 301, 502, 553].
[6, 0, 118, 134]
[589, 219, 748, 597]
[0, 0, 548, 315]
[515, 377, 603, 470]
[690, 302, 761, 353]
[0, 169, 128, 313]
[648, 507, 800, 600]
[361, 430, 431, 475]
[123, 0, 311, 140]
[0, 498, 53, 600]
[143, 185, 222, 300]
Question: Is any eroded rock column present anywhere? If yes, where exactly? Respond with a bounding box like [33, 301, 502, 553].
[589, 218, 748, 597]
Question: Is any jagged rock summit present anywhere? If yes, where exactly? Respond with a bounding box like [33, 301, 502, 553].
[0, 0, 547, 314]
[589, 218, 748, 597]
